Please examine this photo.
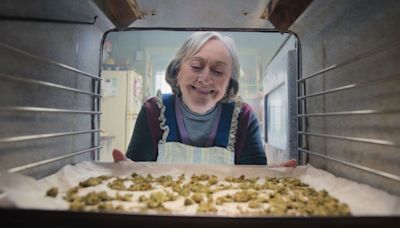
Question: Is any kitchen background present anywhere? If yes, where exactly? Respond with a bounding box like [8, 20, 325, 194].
[99, 30, 288, 161]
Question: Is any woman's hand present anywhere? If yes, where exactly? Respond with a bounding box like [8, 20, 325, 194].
[112, 149, 129, 162]
[268, 159, 297, 168]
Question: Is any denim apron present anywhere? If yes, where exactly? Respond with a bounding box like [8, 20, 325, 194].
[155, 91, 242, 165]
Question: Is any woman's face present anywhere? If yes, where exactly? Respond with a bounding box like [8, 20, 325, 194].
[177, 39, 232, 114]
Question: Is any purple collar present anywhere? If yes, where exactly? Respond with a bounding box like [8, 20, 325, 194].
[174, 97, 222, 147]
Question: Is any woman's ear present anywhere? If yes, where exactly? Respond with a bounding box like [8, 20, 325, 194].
[176, 69, 180, 78]
[176, 71, 180, 84]
[227, 78, 233, 91]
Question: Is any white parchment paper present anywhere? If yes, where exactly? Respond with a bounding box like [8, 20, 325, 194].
[0, 161, 399, 216]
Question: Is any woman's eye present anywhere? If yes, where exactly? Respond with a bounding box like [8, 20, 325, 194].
[191, 65, 202, 71]
[213, 69, 224, 76]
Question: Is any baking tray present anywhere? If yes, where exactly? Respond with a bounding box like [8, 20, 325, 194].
[0, 161, 399, 228]
[0, 208, 399, 228]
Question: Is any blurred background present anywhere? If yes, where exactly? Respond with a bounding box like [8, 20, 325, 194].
[99, 30, 288, 161]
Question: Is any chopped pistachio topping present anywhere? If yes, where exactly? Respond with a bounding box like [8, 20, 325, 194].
[51, 173, 350, 216]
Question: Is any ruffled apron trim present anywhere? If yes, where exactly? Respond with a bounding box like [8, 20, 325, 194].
[155, 90, 169, 143]
[227, 96, 242, 152]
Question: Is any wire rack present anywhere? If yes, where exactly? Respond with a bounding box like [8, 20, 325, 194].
[0, 40, 102, 174]
[297, 39, 400, 183]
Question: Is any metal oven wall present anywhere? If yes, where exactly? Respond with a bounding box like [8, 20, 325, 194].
[0, 0, 112, 179]
[291, 0, 400, 195]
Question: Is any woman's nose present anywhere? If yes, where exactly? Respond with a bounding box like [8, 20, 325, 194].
[197, 68, 212, 83]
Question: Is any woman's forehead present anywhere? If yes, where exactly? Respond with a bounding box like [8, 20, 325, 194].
[186, 56, 228, 66]
[186, 39, 232, 65]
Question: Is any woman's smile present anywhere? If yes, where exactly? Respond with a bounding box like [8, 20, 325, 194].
[191, 85, 215, 95]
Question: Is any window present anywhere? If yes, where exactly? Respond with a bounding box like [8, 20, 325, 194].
[154, 71, 171, 94]
[265, 84, 287, 150]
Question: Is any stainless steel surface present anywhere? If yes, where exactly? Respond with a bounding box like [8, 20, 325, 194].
[297, 73, 399, 100]
[0, 0, 108, 178]
[292, 0, 400, 195]
[0, 129, 101, 144]
[0, 15, 97, 25]
[298, 109, 400, 117]
[298, 148, 400, 182]
[297, 83, 356, 100]
[8, 146, 102, 173]
[297, 39, 400, 83]
[297, 65, 337, 83]
[298, 131, 398, 147]
[0, 73, 101, 97]
[0, 41, 100, 80]
[0, 106, 101, 114]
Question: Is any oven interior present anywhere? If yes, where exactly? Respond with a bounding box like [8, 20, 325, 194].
[0, 0, 399, 226]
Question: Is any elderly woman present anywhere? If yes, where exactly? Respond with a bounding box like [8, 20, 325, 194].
[113, 31, 295, 167]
